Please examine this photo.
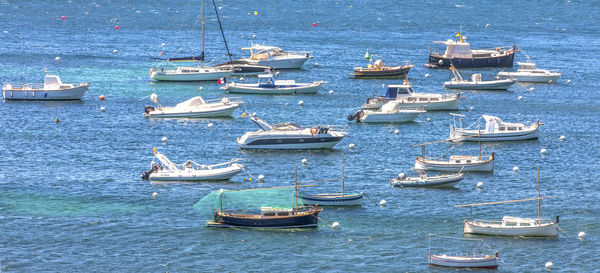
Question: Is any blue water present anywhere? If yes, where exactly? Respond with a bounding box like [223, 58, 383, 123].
[1, 0, 599, 271]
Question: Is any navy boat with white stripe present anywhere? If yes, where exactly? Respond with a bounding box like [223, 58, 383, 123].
[237, 114, 347, 150]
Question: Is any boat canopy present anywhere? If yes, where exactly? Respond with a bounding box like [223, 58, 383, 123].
[517, 62, 538, 70]
[482, 115, 505, 132]
[272, 122, 303, 131]
[386, 85, 413, 99]
[433, 40, 473, 58]
[44, 75, 63, 89]
[175, 96, 206, 108]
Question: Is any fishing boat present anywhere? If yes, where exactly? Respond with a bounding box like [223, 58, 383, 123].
[220, 74, 325, 94]
[149, 0, 233, 81]
[424, 33, 516, 69]
[349, 101, 425, 123]
[2, 73, 89, 100]
[496, 62, 562, 83]
[450, 114, 541, 142]
[390, 172, 464, 188]
[457, 167, 559, 237]
[444, 66, 515, 90]
[300, 155, 364, 206]
[141, 150, 244, 181]
[414, 135, 495, 172]
[350, 51, 413, 78]
[143, 93, 242, 118]
[239, 45, 312, 69]
[360, 82, 460, 111]
[428, 234, 499, 269]
[205, 166, 322, 228]
[237, 115, 347, 149]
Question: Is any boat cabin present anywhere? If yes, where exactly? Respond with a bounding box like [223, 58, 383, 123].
[272, 122, 303, 131]
[386, 85, 414, 98]
[482, 115, 526, 132]
[44, 75, 69, 90]
[174, 96, 206, 108]
[244, 46, 285, 60]
[260, 207, 294, 218]
[501, 216, 553, 227]
[449, 155, 480, 164]
[257, 74, 276, 87]
[433, 39, 502, 59]
[516, 62, 539, 71]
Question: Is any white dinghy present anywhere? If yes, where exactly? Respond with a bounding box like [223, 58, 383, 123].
[361, 82, 460, 111]
[450, 114, 541, 142]
[349, 101, 425, 123]
[444, 66, 514, 90]
[428, 234, 499, 269]
[141, 151, 244, 181]
[221, 74, 325, 95]
[457, 167, 559, 237]
[143, 94, 242, 118]
[390, 172, 464, 188]
[2, 74, 90, 100]
[497, 62, 561, 83]
[413, 136, 494, 172]
[300, 155, 364, 206]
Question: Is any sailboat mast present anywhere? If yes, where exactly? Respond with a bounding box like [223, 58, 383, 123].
[342, 154, 345, 194]
[201, 0, 205, 68]
[538, 166, 541, 223]
[294, 166, 298, 213]
[478, 129, 482, 160]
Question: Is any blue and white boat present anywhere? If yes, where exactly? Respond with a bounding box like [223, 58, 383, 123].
[221, 74, 325, 94]
[237, 115, 347, 149]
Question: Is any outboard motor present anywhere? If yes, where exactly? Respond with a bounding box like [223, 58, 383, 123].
[144, 106, 155, 114]
[141, 163, 162, 180]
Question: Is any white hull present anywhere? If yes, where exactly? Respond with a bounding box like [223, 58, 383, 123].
[2, 85, 88, 100]
[300, 193, 364, 206]
[363, 98, 459, 111]
[359, 111, 421, 123]
[238, 140, 341, 150]
[255, 57, 310, 69]
[391, 174, 464, 188]
[145, 104, 240, 118]
[429, 255, 498, 269]
[415, 158, 494, 172]
[222, 83, 322, 94]
[463, 220, 559, 237]
[497, 73, 561, 83]
[452, 129, 538, 141]
[444, 79, 515, 90]
[149, 164, 243, 181]
[151, 70, 232, 81]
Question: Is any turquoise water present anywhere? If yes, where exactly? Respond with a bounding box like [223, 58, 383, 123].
[1, 0, 599, 271]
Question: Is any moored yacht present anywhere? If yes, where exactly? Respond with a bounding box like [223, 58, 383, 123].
[240, 45, 312, 69]
[425, 33, 516, 69]
[450, 114, 541, 142]
[496, 62, 561, 83]
[2, 74, 89, 100]
[361, 83, 460, 111]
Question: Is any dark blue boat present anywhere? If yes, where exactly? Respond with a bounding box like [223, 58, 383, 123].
[425, 35, 516, 69]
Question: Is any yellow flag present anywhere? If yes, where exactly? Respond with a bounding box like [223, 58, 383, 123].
[456, 32, 460, 37]
[153, 147, 157, 155]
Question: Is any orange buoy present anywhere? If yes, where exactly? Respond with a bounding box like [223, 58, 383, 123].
[115, 26, 119, 30]
[99, 95, 106, 101]
[55, 117, 59, 123]
[61, 16, 66, 20]
[312, 22, 317, 27]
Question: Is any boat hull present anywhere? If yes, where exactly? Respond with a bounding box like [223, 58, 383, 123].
[359, 111, 421, 123]
[238, 135, 344, 150]
[210, 210, 320, 228]
[415, 157, 494, 172]
[444, 79, 515, 90]
[145, 104, 240, 118]
[2, 85, 88, 100]
[362, 98, 459, 111]
[151, 70, 232, 81]
[253, 57, 310, 69]
[148, 164, 243, 181]
[300, 193, 364, 206]
[426, 52, 515, 69]
[452, 128, 538, 141]
[497, 73, 561, 83]
[429, 255, 498, 269]
[222, 83, 322, 94]
[390, 174, 464, 188]
[463, 220, 559, 237]
[351, 65, 413, 79]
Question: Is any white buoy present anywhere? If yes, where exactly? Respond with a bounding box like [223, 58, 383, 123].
[578, 231, 586, 240]
[161, 43, 166, 47]
[198, 87, 203, 90]
[218, 6, 222, 10]
[161, 136, 168, 143]
[424, 73, 430, 78]
[298, 100, 304, 106]
[349, 143, 355, 149]
[469, 106, 474, 111]
[397, 173, 406, 179]
[567, 79, 571, 84]
[328, 89, 334, 94]
[332, 221, 340, 230]
[394, 129, 400, 135]
[485, 23, 491, 28]
[477, 181, 484, 189]
[560, 135, 566, 141]
[381, 84, 385, 88]
[251, 34, 256, 39]
[379, 200, 387, 207]
[540, 148, 548, 155]
[100, 106, 106, 112]
[426, 117, 431, 122]
[301, 158, 308, 165]
[113, 49, 118, 54]
[284, 103, 289, 106]
[152, 192, 158, 199]
[314, 62, 319, 67]
[513, 166, 519, 172]
[55, 56, 60, 61]
[518, 96, 523, 101]
[208, 123, 214, 129]
[239, 77, 244, 81]
[529, 87, 535, 91]
[258, 174, 265, 182]
[545, 261, 553, 270]
[275, 71, 280, 76]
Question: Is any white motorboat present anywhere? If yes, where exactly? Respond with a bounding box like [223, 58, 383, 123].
[237, 115, 347, 149]
[390, 172, 464, 188]
[300, 155, 364, 206]
[141, 151, 244, 181]
[221, 74, 325, 94]
[240, 45, 312, 69]
[2, 74, 89, 100]
[415, 154, 494, 172]
[143, 94, 242, 118]
[450, 114, 540, 142]
[457, 167, 560, 237]
[497, 62, 561, 83]
[349, 101, 425, 123]
[428, 235, 499, 269]
[444, 66, 515, 90]
[361, 82, 460, 111]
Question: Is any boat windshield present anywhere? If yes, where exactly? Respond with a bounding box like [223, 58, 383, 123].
[272, 122, 303, 131]
[386, 86, 412, 99]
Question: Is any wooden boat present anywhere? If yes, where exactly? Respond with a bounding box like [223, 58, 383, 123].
[450, 114, 541, 142]
[361, 82, 460, 111]
[350, 52, 413, 78]
[425, 33, 516, 69]
[414, 133, 495, 172]
[221, 74, 325, 95]
[390, 172, 464, 188]
[143, 94, 242, 118]
[349, 101, 425, 123]
[300, 155, 364, 206]
[428, 234, 499, 269]
[141, 151, 244, 181]
[2, 74, 89, 100]
[206, 167, 322, 228]
[444, 66, 515, 90]
[457, 167, 559, 237]
[149, 0, 232, 81]
[497, 62, 561, 83]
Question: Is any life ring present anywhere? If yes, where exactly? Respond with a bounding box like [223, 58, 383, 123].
[310, 127, 318, 134]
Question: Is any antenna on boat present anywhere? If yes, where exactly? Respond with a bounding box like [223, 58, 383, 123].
[294, 166, 298, 213]
[538, 166, 541, 224]
[341, 154, 345, 194]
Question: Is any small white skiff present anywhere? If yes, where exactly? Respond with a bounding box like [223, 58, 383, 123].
[349, 101, 425, 123]
[428, 234, 499, 269]
[390, 172, 464, 188]
[463, 216, 559, 237]
[143, 94, 242, 118]
[429, 254, 498, 269]
[450, 114, 540, 142]
[142, 152, 244, 181]
[497, 62, 561, 83]
[361, 83, 460, 111]
[444, 67, 514, 90]
[221, 74, 325, 94]
[2, 74, 89, 100]
[150, 66, 233, 82]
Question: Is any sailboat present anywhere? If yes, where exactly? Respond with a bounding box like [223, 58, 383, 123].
[428, 234, 499, 269]
[457, 166, 559, 237]
[149, 0, 232, 81]
[300, 155, 365, 206]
